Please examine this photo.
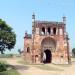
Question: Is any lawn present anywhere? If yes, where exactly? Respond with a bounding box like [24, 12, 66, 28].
[18, 60, 64, 71]
[0, 59, 20, 75]
[0, 69, 20, 75]
[33, 64, 64, 71]
[0, 59, 7, 64]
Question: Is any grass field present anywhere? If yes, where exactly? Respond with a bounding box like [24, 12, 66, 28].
[18, 60, 65, 71]
[33, 64, 64, 71]
[0, 59, 20, 75]
[0, 69, 20, 75]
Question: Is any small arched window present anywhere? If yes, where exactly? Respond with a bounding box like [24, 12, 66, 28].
[41, 27, 45, 35]
[59, 28, 63, 35]
[53, 28, 56, 35]
[27, 47, 30, 53]
[47, 27, 51, 34]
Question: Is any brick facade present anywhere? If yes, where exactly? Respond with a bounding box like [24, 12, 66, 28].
[23, 14, 71, 64]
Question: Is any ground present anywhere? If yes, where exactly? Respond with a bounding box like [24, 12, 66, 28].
[0, 57, 75, 75]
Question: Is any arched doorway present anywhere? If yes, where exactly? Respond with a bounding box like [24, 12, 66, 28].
[41, 37, 56, 63]
[43, 49, 52, 63]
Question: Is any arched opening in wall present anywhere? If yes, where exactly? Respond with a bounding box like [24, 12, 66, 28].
[43, 49, 52, 63]
[47, 27, 51, 34]
[27, 47, 30, 53]
[35, 55, 39, 63]
[53, 28, 56, 35]
[41, 27, 45, 35]
[41, 37, 56, 63]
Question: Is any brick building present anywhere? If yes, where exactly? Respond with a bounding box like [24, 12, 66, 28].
[23, 13, 71, 64]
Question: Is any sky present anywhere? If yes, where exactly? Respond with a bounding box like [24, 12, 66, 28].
[0, 0, 75, 54]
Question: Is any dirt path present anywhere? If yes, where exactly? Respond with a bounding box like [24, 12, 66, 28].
[6, 58, 61, 75]
[3, 58, 75, 75]
[60, 63, 75, 75]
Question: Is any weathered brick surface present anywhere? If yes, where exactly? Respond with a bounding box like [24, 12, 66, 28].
[23, 19, 71, 64]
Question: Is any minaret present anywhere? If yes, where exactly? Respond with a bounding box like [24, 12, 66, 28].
[32, 12, 35, 34]
[62, 16, 66, 33]
[63, 16, 66, 24]
[32, 12, 35, 24]
[32, 13, 36, 63]
[25, 31, 27, 38]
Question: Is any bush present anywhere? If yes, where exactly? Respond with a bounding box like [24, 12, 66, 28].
[0, 63, 7, 72]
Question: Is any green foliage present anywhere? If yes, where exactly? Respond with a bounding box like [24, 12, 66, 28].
[0, 63, 7, 72]
[0, 54, 13, 58]
[18, 49, 23, 55]
[0, 69, 20, 75]
[72, 48, 75, 57]
[0, 60, 20, 75]
[18, 49, 21, 54]
[0, 19, 16, 54]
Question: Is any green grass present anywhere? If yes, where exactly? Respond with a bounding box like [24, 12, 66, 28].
[0, 54, 13, 58]
[0, 59, 7, 64]
[0, 59, 20, 75]
[33, 64, 63, 71]
[0, 69, 20, 75]
[18, 60, 64, 71]
[18, 60, 31, 65]
[71, 57, 75, 61]
[53, 64, 71, 67]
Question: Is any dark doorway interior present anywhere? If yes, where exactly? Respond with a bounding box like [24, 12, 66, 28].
[43, 49, 52, 63]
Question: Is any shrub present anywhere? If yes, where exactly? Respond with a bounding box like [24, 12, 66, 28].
[0, 63, 7, 72]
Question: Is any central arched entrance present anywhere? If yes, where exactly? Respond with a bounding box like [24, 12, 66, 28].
[41, 37, 56, 63]
[43, 49, 52, 63]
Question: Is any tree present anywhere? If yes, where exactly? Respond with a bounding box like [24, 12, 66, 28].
[0, 19, 16, 54]
[72, 48, 75, 57]
[18, 49, 21, 54]
[18, 49, 23, 55]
